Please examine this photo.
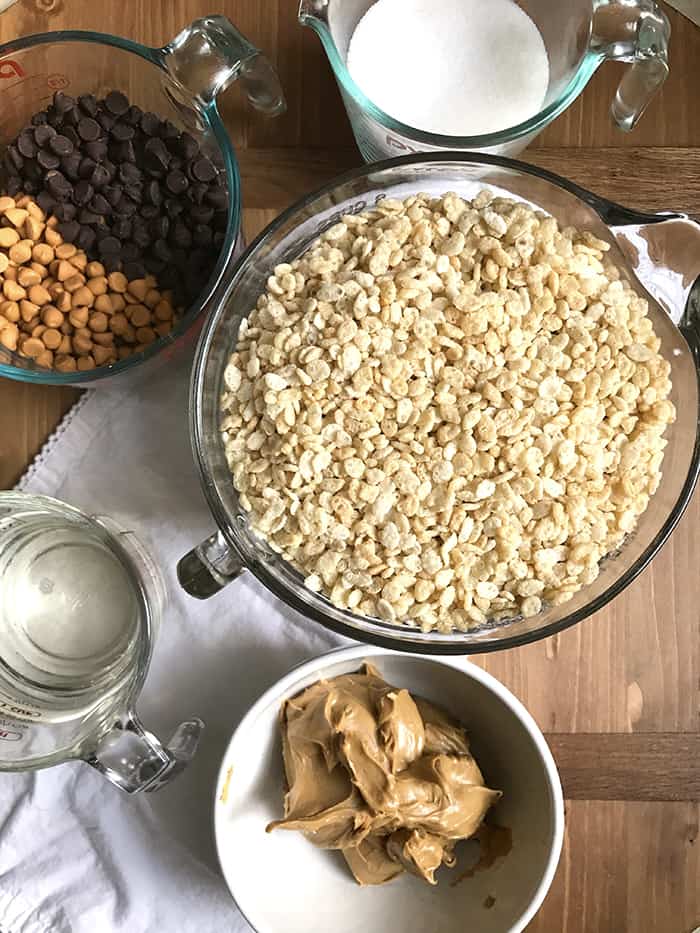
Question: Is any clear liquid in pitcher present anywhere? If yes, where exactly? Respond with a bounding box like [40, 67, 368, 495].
[0, 510, 142, 761]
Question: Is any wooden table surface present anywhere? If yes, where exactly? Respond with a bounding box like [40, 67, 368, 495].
[1, 2, 699, 931]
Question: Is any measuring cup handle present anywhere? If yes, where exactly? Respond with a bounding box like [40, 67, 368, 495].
[86, 712, 203, 793]
[592, 0, 670, 131]
[162, 15, 286, 114]
[177, 530, 245, 599]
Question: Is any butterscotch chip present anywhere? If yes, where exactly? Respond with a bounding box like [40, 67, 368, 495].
[42, 327, 62, 350]
[107, 271, 128, 293]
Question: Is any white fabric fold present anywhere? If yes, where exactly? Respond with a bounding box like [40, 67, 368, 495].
[2, 351, 346, 932]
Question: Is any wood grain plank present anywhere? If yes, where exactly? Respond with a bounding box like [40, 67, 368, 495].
[527, 801, 700, 933]
[235, 146, 700, 217]
[548, 734, 700, 801]
[0, 381, 79, 489]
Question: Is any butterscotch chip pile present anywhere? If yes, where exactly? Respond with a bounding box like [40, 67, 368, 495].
[0, 194, 179, 372]
[220, 191, 675, 633]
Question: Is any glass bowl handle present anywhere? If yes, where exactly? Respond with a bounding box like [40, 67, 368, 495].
[592, 0, 670, 131]
[162, 15, 286, 115]
[177, 530, 245, 599]
[86, 712, 203, 793]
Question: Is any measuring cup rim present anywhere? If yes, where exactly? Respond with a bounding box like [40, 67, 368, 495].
[300, 12, 601, 148]
[0, 28, 242, 386]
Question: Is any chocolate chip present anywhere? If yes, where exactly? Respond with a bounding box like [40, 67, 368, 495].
[37, 150, 60, 171]
[139, 203, 159, 220]
[119, 163, 141, 186]
[124, 105, 142, 126]
[102, 160, 117, 183]
[188, 183, 208, 205]
[103, 254, 123, 274]
[150, 215, 169, 239]
[53, 201, 77, 222]
[63, 108, 80, 129]
[17, 131, 37, 159]
[78, 157, 97, 179]
[170, 222, 192, 248]
[78, 94, 98, 117]
[98, 235, 121, 254]
[57, 220, 80, 242]
[189, 204, 214, 225]
[159, 120, 180, 139]
[85, 139, 108, 162]
[90, 164, 110, 189]
[76, 226, 97, 251]
[49, 134, 74, 156]
[33, 124, 56, 147]
[89, 193, 112, 215]
[111, 122, 135, 142]
[31, 111, 49, 126]
[114, 196, 137, 216]
[131, 223, 151, 249]
[144, 137, 169, 167]
[62, 127, 80, 147]
[97, 111, 116, 132]
[73, 179, 95, 205]
[46, 170, 73, 201]
[102, 185, 122, 207]
[7, 145, 24, 171]
[193, 224, 213, 247]
[36, 191, 55, 214]
[111, 218, 132, 240]
[77, 117, 100, 142]
[61, 152, 82, 181]
[165, 169, 188, 195]
[179, 132, 200, 161]
[120, 242, 140, 262]
[191, 157, 216, 182]
[23, 180, 38, 195]
[111, 139, 136, 164]
[140, 111, 161, 136]
[103, 185, 123, 207]
[52, 91, 75, 114]
[123, 261, 146, 280]
[78, 209, 101, 225]
[47, 107, 63, 128]
[164, 198, 184, 218]
[124, 185, 142, 204]
[6, 175, 21, 196]
[145, 180, 162, 206]
[153, 238, 172, 262]
[105, 90, 129, 116]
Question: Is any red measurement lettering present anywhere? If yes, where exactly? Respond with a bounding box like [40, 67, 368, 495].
[0, 729, 22, 742]
[0, 60, 24, 80]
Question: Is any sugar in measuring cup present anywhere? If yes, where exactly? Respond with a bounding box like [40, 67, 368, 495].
[299, 0, 670, 160]
[0, 492, 202, 792]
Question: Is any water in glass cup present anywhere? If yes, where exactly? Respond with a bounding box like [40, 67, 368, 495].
[0, 494, 152, 766]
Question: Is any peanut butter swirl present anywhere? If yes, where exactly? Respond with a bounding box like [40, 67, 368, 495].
[267, 663, 501, 885]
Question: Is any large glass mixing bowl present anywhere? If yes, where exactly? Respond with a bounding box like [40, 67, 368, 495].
[178, 154, 700, 654]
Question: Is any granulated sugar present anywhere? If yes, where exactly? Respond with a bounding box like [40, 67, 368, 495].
[347, 0, 550, 137]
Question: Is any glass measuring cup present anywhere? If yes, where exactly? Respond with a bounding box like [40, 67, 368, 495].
[0, 492, 202, 792]
[299, 0, 670, 161]
[0, 15, 285, 387]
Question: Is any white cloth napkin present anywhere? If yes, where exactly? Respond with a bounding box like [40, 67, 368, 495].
[1, 350, 346, 933]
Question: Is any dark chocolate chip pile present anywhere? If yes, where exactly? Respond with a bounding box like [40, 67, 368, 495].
[1, 91, 229, 306]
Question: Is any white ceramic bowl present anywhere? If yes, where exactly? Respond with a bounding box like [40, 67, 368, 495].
[214, 646, 564, 933]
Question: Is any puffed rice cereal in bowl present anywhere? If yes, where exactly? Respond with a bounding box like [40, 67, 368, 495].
[219, 191, 675, 634]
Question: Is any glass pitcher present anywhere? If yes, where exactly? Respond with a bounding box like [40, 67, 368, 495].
[0, 15, 285, 387]
[0, 492, 202, 792]
[299, 0, 670, 161]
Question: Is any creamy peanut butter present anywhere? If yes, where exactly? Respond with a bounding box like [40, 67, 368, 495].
[267, 663, 501, 885]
